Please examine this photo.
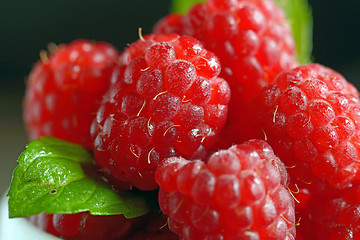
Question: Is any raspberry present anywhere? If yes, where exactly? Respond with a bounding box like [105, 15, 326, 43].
[155, 140, 295, 239]
[154, 0, 297, 146]
[23, 40, 118, 148]
[299, 185, 360, 240]
[91, 33, 230, 190]
[250, 64, 360, 201]
[28, 212, 146, 240]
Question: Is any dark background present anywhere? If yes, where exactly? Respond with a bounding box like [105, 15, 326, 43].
[0, 0, 359, 194]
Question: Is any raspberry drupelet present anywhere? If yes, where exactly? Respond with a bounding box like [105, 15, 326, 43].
[251, 64, 360, 203]
[155, 140, 296, 240]
[154, 0, 297, 146]
[23, 40, 119, 149]
[91, 33, 230, 191]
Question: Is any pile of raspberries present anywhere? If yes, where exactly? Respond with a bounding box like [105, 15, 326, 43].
[23, 0, 360, 239]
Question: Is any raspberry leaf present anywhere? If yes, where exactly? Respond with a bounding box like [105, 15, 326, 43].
[7, 137, 157, 219]
[275, 0, 313, 64]
[171, 0, 313, 64]
[171, 0, 199, 14]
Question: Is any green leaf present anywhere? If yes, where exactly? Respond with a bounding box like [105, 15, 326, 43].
[274, 0, 313, 64]
[171, 0, 203, 14]
[7, 137, 157, 219]
[171, 0, 313, 64]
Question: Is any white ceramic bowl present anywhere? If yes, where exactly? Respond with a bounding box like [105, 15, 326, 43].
[0, 193, 59, 240]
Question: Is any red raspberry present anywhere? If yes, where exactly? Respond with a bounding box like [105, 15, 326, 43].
[299, 185, 360, 240]
[23, 40, 118, 148]
[28, 212, 146, 240]
[250, 64, 360, 202]
[155, 140, 295, 239]
[91, 33, 230, 190]
[154, 0, 297, 146]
